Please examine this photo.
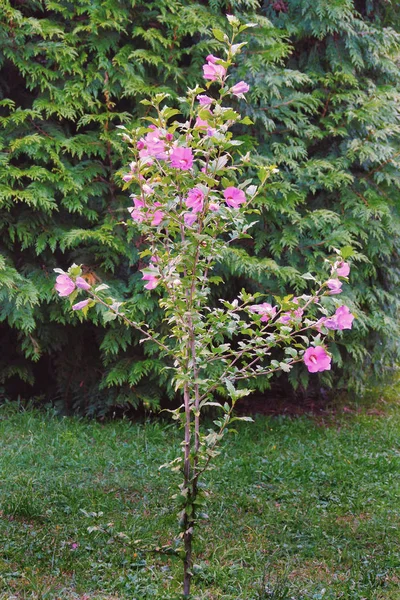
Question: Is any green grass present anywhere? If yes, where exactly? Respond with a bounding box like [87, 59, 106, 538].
[0, 404, 399, 599]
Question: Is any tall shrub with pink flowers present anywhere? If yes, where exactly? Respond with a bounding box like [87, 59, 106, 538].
[54, 17, 355, 596]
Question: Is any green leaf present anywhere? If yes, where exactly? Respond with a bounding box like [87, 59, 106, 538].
[103, 311, 118, 323]
[301, 273, 316, 281]
[285, 347, 298, 359]
[94, 284, 110, 292]
[240, 117, 254, 125]
[212, 28, 228, 43]
[340, 246, 354, 259]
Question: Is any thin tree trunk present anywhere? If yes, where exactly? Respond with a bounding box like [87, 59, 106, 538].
[183, 526, 193, 597]
[182, 383, 193, 597]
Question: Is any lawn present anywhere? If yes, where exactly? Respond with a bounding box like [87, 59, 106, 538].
[0, 404, 399, 599]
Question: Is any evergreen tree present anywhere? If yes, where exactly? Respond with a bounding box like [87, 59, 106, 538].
[0, 0, 398, 412]
[232, 0, 400, 392]
[0, 0, 219, 411]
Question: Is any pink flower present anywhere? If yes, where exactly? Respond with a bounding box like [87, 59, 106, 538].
[303, 346, 331, 373]
[333, 260, 350, 277]
[326, 279, 342, 295]
[195, 108, 212, 131]
[314, 317, 327, 333]
[206, 54, 218, 64]
[223, 186, 246, 208]
[185, 188, 204, 213]
[209, 202, 220, 211]
[197, 95, 213, 105]
[249, 302, 277, 322]
[279, 298, 303, 323]
[323, 305, 354, 331]
[70, 543, 79, 550]
[76, 276, 91, 291]
[322, 317, 337, 330]
[128, 198, 144, 222]
[280, 307, 303, 324]
[55, 275, 75, 297]
[142, 184, 154, 196]
[138, 128, 167, 160]
[72, 299, 90, 311]
[151, 210, 164, 226]
[131, 197, 145, 209]
[184, 213, 197, 227]
[203, 63, 226, 81]
[230, 81, 250, 96]
[279, 312, 291, 324]
[170, 147, 194, 170]
[203, 55, 226, 81]
[128, 207, 145, 223]
[195, 116, 209, 129]
[146, 130, 166, 158]
[294, 307, 304, 319]
[122, 162, 138, 183]
[142, 272, 159, 290]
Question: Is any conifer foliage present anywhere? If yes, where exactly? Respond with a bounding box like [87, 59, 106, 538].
[0, 0, 223, 411]
[0, 0, 399, 411]
[230, 0, 400, 393]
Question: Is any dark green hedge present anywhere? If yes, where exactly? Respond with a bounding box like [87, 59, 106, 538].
[1, 0, 399, 413]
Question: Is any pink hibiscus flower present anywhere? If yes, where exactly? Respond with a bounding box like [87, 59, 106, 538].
[203, 55, 227, 81]
[223, 187, 246, 208]
[55, 275, 75, 297]
[249, 302, 277, 322]
[184, 213, 197, 227]
[333, 261, 350, 277]
[151, 210, 164, 226]
[72, 299, 90, 311]
[197, 95, 213, 105]
[326, 279, 342, 295]
[323, 305, 354, 331]
[170, 147, 194, 170]
[230, 81, 250, 96]
[142, 272, 159, 290]
[75, 277, 91, 291]
[185, 188, 205, 213]
[138, 128, 167, 160]
[303, 346, 331, 373]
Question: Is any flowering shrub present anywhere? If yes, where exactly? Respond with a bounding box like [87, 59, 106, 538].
[54, 16, 355, 596]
